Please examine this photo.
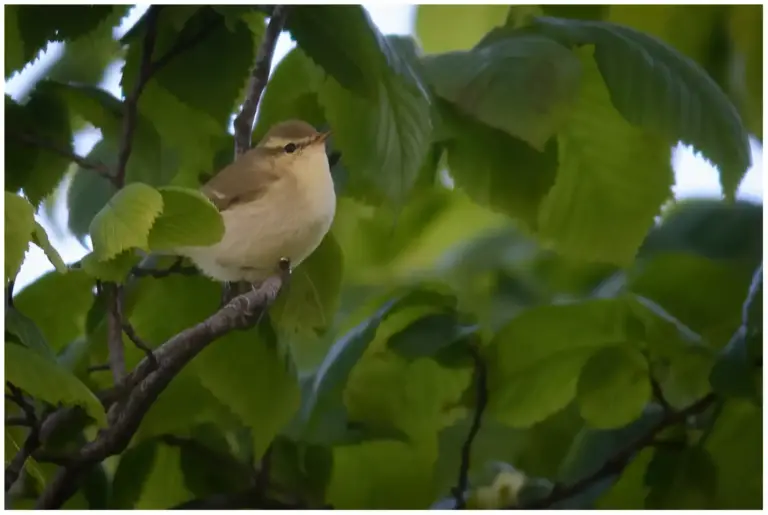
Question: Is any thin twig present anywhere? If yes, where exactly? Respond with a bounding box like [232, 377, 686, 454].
[115, 5, 161, 187]
[5, 416, 31, 427]
[516, 393, 716, 509]
[104, 282, 126, 383]
[6, 279, 16, 308]
[36, 264, 290, 509]
[87, 364, 111, 374]
[116, 287, 157, 369]
[233, 6, 289, 156]
[8, 133, 117, 186]
[130, 257, 198, 279]
[649, 375, 671, 413]
[453, 344, 488, 509]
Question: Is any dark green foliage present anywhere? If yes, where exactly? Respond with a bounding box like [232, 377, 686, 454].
[4, 4, 762, 511]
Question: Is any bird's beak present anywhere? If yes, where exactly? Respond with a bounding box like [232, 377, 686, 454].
[313, 131, 332, 145]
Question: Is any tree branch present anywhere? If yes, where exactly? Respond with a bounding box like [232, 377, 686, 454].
[5, 384, 40, 493]
[517, 393, 716, 509]
[35, 263, 290, 509]
[233, 6, 289, 157]
[116, 286, 157, 369]
[104, 282, 127, 383]
[452, 344, 488, 509]
[115, 6, 161, 187]
[8, 132, 117, 187]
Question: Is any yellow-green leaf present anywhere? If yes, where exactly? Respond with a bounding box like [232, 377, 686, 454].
[5, 192, 35, 282]
[32, 221, 67, 273]
[89, 183, 164, 261]
[5, 342, 106, 425]
[537, 47, 673, 266]
[147, 186, 224, 251]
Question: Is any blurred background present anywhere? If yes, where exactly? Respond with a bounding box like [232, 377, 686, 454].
[7, 4, 763, 291]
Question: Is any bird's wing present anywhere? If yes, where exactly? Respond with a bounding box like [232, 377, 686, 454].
[200, 147, 281, 211]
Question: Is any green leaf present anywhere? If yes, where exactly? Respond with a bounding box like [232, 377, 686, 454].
[486, 299, 629, 427]
[81, 251, 141, 283]
[423, 34, 582, 150]
[5, 192, 36, 282]
[271, 436, 333, 507]
[252, 48, 326, 142]
[286, 6, 407, 96]
[728, 5, 762, 139]
[32, 221, 67, 273]
[192, 329, 301, 461]
[704, 399, 762, 508]
[5, 342, 106, 425]
[577, 346, 651, 428]
[271, 233, 344, 350]
[124, 7, 256, 130]
[709, 264, 762, 399]
[9, 5, 116, 75]
[537, 47, 673, 266]
[318, 61, 432, 205]
[5, 86, 73, 206]
[51, 83, 178, 186]
[4, 6, 25, 78]
[645, 446, 718, 508]
[386, 312, 475, 361]
[5, 306, 56, 361]
[528, 16, 752, 199]
[415, 5, 509, 54]
[147, 186, 224, 251]
[628, 253, 754, 347]
[300, 299, 398, 432]
[89, 183, 164, 261]
[439, 102, 558, 230]
[13, 269, 95, 352]
[595, 448, 653, 508]
[110, 440, 157, 509]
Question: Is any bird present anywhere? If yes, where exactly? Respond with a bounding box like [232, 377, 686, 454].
[174, 120, 336, 286]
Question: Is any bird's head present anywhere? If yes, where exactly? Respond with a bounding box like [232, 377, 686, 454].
[257, 120, 331, 169]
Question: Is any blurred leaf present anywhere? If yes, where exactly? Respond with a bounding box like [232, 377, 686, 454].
[645, 446, 717, 508]
[486, 299, 630, 427]
[89, 183, 164, 261]
[386, 312, 475, 361]
[5, 306, 56, 361]
[5, 86, 73, 206]
[175, 434, 252, 499]
[555, 406, 663, 508]
[124, 7, 255, 130]
[415, 5, 508, 54]
[81, 251, 141, 283]
[704, 399, 762, 508]
[4, 192, 36, 282]
[271, 436, 333, 507]
[440, 102, 558, 230]
[270, 233, 344, 347]
[728, 5, 762, 139]
[424, 34, 582, 150]
[52, 82, 178, 186]
[537, 47, 673, 266]
[709, 264, 762, 399]
[110, 440, 157, 508]
[328, 439, 436, 508]
[4, 6, 25, 77]
[629, 253, 754, 347]
[147, 186, 224, 251]
[318, 59, 432, 206]
[252, 48, 326, 143]
[6, 342, 106, 425]
[528, 16, 751, 199]
[32, 221, 67, 273]
[577, 346, 651, 428]
[640, 199, 762, 266]
[13, 269, 94, 352]
[595, 448, 653, 508]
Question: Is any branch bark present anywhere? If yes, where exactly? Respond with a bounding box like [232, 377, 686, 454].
[35, 268, 289, 509]
[233, 6, 289, 156]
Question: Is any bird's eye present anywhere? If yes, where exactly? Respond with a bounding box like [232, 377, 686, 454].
[283, 143, 297, 154]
